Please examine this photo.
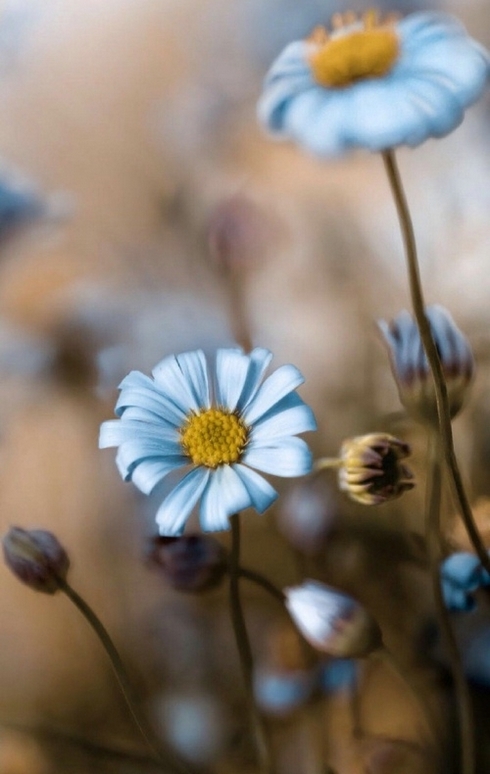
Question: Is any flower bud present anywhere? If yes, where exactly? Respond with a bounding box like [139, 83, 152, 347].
[284, 580, 382, 658]
[441, 551, 490, 612]
[338, 433, 414, 506]
[146, 534, 227, 593]
[378, 305, 474, 422]
[278, 476, 340, 554]
[2, 527, 69, 594]
[321, 658, 358, 694]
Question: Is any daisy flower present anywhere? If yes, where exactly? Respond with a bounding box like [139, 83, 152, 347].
[257, 10, 490, 156]
[99, 347, 316, 535]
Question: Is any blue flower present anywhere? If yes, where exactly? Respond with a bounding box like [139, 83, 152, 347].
[99, 347, 316, 535]
[378, 305, 474, 422]
[441, 552, 490, 612]
[258, 11, 490, 156]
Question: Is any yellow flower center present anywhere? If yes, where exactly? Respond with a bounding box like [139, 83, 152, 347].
[308, 10, 399, 89]
[180, 408, 248, 468]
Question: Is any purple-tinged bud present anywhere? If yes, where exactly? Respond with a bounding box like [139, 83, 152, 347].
[278, 476, 340, 554]
[2, 527, 69, 594]
[338, 433, 414, 506]
[146, 534, 227, 593]
[284, 580, 382, 658]
[378, 305, 474, 422]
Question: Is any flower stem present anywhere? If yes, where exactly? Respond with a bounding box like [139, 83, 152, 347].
[313, 458, 343, 471]
[56, 577, 191, 774]
[229, 514, 274, 774]
[425, 432, 474, 774]
[381, 149, 490, 575]
[238, 566, 286, 604]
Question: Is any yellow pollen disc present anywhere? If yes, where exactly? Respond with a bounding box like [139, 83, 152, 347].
[308, 14, 399, 89]
[180, 408, 248, 468]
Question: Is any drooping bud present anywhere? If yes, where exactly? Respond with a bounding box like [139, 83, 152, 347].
[2, 526, 69, 594]
[378, 305, 474, 422]
[338, 433, 414, 506]
[284, 580, 382, 658]
[146, 534, 227, 593]
[440, 551, 490, 612]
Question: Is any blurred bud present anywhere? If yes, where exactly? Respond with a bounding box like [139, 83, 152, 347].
[278, 476, 340, 554]
[284, 580, 382, 658]
[378, 306, 474, 422]
[146, 534, 227, 592]
[2, 527, 69, 594]
[441, 551, 490, 612]
[338, 433, 414, 506]
[320, 658, 358, 693]
[157, 693, 228, 765]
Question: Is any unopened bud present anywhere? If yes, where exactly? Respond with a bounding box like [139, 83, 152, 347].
[338, 433, 414, 506]
[146, 534, 227, 592]
[2, 527, 69, 594]
[284, 580, 382, 658]
[378, 306, 474, 422]
[278, 476, 340, 554]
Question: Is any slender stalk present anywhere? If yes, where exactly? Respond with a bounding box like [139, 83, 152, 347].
[57, 577, 190, 774]
[425, 432, 474, 774]
[381, 149, 490, 575]
[313, 458, 343, 471]
[238, 566, 286, 604]
[228, 514, 274, 774]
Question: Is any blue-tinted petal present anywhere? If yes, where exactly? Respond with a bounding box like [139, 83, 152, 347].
[232, 464, 278, 513]
[441, 552, 482, 589]
[152, 354, 203, 414]
[199, 465, 253, 532]
[251, 396, 317, 443]
[131, 456, 188, 495]
[99, 419, 179, 449]
[214, 348, 250, 411]
[116, 437, 183, 479]
[242, 364, 305, 425]
[244, 436, 312, 477]
[236, 348, 273, 412]
[156, 467, 211, 536]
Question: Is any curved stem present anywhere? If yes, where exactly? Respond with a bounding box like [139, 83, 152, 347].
[381, 149, 490, 575]
[425, 432, 474, 774]
[238, 566, 286, 604]
[57, 577, 190, 774]
[229, 514, 274, 774]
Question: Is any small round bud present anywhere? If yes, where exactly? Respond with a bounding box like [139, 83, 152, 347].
[285, 580, 382, 658]
[338, 432, 414, 506]
[278, 476, 340, 554]
[2, 526, 69, 594]
[440, 551, 490, 612]
[378, 305, 474, 423]
[146, 534, 227, 593]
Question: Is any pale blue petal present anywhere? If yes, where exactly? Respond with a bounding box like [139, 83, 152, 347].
[215, 349, 250, 411]
[243, 436, 312, 477]
[242, 364, 305, 426]
[151, 353, 204, 414]
[263, 41, 311, 85]
[116, 372, 186, 425]
[99, 419, 179, 449]
[199, 465, 253, 532]
[258, 74, 316, 135]
[251, 399, 317, 444]
[156, 467, 211, 536]
[236, 348, 273, 411]
[398, 12, 469, 49]
[232, 464, 278, 513]
[116, 437, 183, 479]
[441, 552, 483, 590]
[406, 43, 489, 107]
[175, 350, 210, 408]
[115, 405, 178, 426]
[131, 456, 188, 494]
[295, 93, 352, 156]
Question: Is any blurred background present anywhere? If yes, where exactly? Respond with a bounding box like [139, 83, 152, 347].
[0, 0, 489, 772]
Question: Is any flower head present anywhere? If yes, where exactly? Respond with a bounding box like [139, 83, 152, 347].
[99, 348, 316, 535]
[338, 432, 414, 506]
[3, 526, 69, 594]
[146, 534, 227, 592]
[441, 551, 490, 612]
[258, 11, 490, 156]
[285, 580, 382, 657]
[378, 306, 474, 422]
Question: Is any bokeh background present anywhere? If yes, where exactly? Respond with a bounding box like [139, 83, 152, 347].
[0, 0, 489, 772]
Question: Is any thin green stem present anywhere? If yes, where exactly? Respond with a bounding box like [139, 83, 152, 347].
[425, 432, 474, 774]
[238, 566, 286, 604]
[57, 577, 191, 774]
[381, 149, 490, 575]
[229, 514, 274, 774]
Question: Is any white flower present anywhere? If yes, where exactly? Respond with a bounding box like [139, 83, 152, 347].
[285, 580, 381, 657]
[258, 10, 490, 156]
[99, 347, 316, 535]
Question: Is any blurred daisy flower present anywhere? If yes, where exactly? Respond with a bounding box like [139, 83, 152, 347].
[441, 552, 490, 612]
[258, 10, 490, 156]
[378, 305, 474, 423]
[99, 348, 316, 535]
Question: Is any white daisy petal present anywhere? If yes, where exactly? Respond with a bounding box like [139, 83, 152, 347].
[131, 456, 188, 495]
[175, 350, 210, 408]
[237, 348, 273, 411]
[151, 354, 203, 413]
[232, 464, 278, 513]
[116, 380, 185, 426]
[156, 467, 211, 536]
[215, 349, 251, 411]
[99, 419, 179, 449]
[116, 437, 184, 479]
[199, 465, 253, 532]
[251, 398, 317, 444]
[242, 364, 305, 425]
[244, 436, 313, 477]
